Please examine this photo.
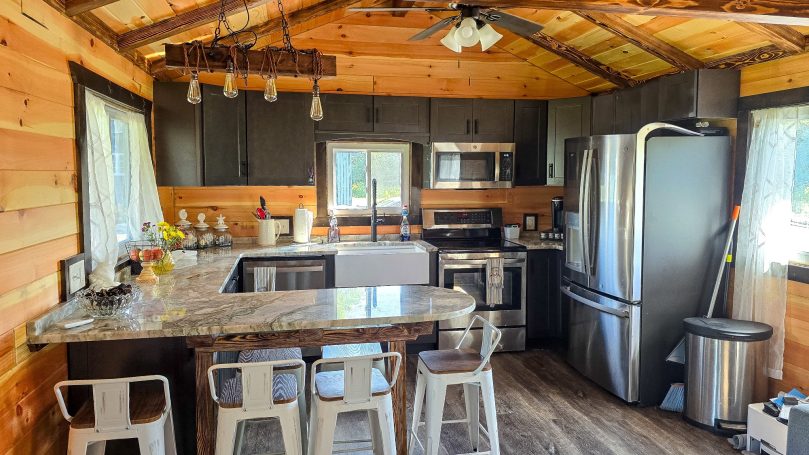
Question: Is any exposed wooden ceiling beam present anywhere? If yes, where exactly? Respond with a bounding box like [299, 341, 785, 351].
[64, 0, 119, 16]
[526, 32, 636, 88]
[575, 11, 703, 71]
[118, 0, 272, 51]
[419, 0, 809, 26]
[163, 44, 337, 76]
[705, 43, 795, 69]
[738, 23, 806, 52]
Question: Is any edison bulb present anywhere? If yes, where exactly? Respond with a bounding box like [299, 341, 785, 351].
[223, 63, 238, 98]
[187, 72, 201, 104]
[310, 81, 323, 121]
[264, 78, 278, 102]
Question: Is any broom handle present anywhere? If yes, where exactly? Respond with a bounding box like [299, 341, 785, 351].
[705, 205, 741, 319]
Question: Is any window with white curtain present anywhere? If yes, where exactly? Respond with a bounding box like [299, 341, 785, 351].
[793, 112, 809, 264]
[108, 108, 133, 247]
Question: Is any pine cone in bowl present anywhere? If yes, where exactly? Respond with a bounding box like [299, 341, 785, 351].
[77, 283, 139, 318]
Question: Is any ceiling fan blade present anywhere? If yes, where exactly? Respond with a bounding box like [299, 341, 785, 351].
[408, 15, 457, 41]
[348, 7, 455, 12]
[482, 10, 543, 38]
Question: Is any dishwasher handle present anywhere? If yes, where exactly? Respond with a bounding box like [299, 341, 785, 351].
[562, 285, 630, 318]
[273, 265, 324, 274]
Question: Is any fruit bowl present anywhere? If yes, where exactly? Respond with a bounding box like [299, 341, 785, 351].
[76, 284, 140, 318]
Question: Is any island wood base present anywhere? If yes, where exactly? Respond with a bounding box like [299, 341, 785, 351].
[187, 322, 434, 455]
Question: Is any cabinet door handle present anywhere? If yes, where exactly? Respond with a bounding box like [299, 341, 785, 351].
[240, 160, 248, 177]
[549, 163, 554, 178]
[474, 119, 479, 135]
[466, 119, 470, 134]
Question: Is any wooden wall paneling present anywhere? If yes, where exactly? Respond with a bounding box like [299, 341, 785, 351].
[0, 204, 79, 255]
[0, 130, 75, 171]
[770, 280, 809, 395]
[0, 171, 78, 212]
[740, 52, 809, 96]
[0, 87, 75, 139]
[0, 236, 78, 297]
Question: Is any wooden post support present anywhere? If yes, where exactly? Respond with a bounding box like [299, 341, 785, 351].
[195, 350, 216, 455]
[163, 44, 337, 78]
[389, 340, 408, 455]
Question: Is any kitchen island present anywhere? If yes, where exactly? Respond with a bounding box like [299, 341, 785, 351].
[27, 243, 474, 455]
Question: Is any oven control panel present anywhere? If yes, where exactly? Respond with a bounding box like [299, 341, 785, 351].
[434, 210, 492, 226]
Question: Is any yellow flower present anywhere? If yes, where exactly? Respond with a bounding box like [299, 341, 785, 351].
[158, 221, 170, 228]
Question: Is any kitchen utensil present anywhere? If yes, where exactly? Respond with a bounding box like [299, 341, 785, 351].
[293, 205, 314, 243]
[260, 195, 267, 212]
[258, 219, 282, 246]
[256, 207, 267, 220]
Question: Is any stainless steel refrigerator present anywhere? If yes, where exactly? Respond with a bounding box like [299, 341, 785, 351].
[562, 123, 731, 406]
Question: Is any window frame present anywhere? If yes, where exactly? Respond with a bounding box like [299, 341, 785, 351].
[105, 105, 135, 257]
[326, 141, 411, 216]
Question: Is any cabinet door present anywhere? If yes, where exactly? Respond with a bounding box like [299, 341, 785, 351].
[526, 250, 564, 339]
[154, 82, 203, 186]
[315, 94, 373, 132]
[373, 96, 429, 133]
[202, 84, 247, 186]
[591, 93, 615, 135]
[615, 86, 643, 134]
[514, 100, 548, 186]
[547, 96, 591, 186]
[658, 71, 698, 121]
[430, 98, 473, 142]
[472, 99, 514, 142]
[246, 91, 314, 186]
[640, 78, 659, 126]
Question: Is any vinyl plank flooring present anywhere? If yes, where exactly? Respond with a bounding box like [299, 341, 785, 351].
[238, 349, 735, 455]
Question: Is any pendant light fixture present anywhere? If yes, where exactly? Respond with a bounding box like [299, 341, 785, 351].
[181, 41, 209, 104]
[223, 59, 238, 98]
[260, 47, 278, 102]
[439, 11, 504, 53]
[187, 72, 202, 104]
[310, 80, 323, 121]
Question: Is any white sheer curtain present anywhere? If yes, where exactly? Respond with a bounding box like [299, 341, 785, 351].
[85, 89, 162, 287]
[733, 106, 798, 379]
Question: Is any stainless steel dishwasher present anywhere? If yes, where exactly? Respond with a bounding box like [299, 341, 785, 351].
[242, 258, 327, 292]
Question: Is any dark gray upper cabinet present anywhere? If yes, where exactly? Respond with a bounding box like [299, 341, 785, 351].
[472, 99, 514, 142]
[547, 96, 591, 186]
[154, 82, 203, 186]
[373, 96, 429, 133]
[202, 84, 247, 186]
[246, 91, 314, 186]
[315, 94, 374, 132]
[615, 86, 643, 134]
[514, 100, 548, 186]
[657, 69, 739, 121]
[640, 78, 660, 126]
[430, 98, 473, 142]
[591, 93, 615, 136]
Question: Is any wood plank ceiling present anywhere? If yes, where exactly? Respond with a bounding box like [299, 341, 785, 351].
[46, 0, 809, 99]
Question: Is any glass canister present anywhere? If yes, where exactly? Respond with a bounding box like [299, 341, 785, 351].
[175, 209, 197, 250]
[213, 215, 232, 247]
[194, 213, 214, 249]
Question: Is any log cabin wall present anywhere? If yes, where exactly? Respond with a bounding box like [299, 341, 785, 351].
[157, 185, 559, 237]
[739, 61, 809, 396]
[0, 0, 152, 451]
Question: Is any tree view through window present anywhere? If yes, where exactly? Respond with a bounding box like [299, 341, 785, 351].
[328, 142, 409, 215]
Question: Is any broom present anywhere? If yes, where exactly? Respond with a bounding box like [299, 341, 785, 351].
[660, 205, 741, 413]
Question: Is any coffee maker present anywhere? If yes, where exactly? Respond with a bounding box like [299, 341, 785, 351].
[551, 196, 564, 233]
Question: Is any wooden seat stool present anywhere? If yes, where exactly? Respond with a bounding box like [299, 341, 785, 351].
[409, 315, 502, 455]
[54, 375, 177, 455]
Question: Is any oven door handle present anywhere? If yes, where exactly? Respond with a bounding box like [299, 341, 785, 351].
[440, 259, 526, 268]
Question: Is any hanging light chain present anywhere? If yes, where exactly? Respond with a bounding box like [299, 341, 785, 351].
[181, 40, 211, 75]
[277, 0, 293, 52]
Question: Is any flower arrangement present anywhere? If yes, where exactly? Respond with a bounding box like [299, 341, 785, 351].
[136, 221, 186, 275]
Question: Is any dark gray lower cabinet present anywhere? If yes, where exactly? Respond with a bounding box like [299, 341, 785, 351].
[514, 100, 548, 186]
[526, 250, 564, 340]
[154, 82, 202, 186]
[202, 84, 247, 185]
[246, 91, 314, 186]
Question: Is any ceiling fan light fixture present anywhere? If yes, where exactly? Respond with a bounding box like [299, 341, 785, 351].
[441, 26, 462, 53]
[455, 17, 480, 47]
[478, 23, 503, 51]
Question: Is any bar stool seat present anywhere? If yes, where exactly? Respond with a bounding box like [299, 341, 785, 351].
[418, 349, 492, 375]
[314, 368, 391, 401]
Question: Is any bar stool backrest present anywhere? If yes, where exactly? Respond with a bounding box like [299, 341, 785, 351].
[208, 359, 305, 412]
[312, 352, 402, 405]
[455, 315, 502, 376]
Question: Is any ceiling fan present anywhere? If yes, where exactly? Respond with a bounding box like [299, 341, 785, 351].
[348, 3, 544, 53]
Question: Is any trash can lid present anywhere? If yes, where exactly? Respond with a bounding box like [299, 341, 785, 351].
[683, 317, 773, 342]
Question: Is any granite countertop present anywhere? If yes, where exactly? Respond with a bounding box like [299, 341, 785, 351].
[510, 233, 565, 251]
[26, 240, 470, 345]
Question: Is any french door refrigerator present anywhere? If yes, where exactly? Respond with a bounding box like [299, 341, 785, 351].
[562, 123, 731, 406]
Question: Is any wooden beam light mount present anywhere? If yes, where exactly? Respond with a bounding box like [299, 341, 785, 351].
[163, 43, 337, 79]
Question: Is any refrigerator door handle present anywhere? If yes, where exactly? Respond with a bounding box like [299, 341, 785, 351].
[587, 149, 599, 274]
[562, 285, 629, 318]
[580, 149, 593, 277]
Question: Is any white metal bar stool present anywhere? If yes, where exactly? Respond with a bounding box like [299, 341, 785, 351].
[308, 352, 402, 455]
[409, 316, 502, 455]
[54, 375, 177, 455]
[210, 359, 305, 455]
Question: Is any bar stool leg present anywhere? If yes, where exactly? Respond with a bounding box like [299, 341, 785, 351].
[214, 413, 239, 455]
[463, 383, 481, 451]
[293, 368, 309, 455]
[409, 368, 426, 452]
[311, 403, 338, 455]
[137, 422, 167, 455]
[369, 409, 384, 455]
[280, 407, 304, 455]
[376, 395, 397, 455]
[67, 432, 90, 455]
[164, 410, 178, 455]
[424, 380, 447, 455]
[480, 372, 500, 455]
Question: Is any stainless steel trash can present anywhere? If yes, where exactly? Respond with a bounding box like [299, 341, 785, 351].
[683, 317, 772, 434]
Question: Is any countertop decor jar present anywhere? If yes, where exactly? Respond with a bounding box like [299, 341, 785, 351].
[213, 215, 232, 247]
[194, 213, 214, 249]
[176, 209, 197, 250]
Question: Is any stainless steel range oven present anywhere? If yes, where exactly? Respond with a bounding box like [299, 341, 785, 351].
[422, 208, 527, 351]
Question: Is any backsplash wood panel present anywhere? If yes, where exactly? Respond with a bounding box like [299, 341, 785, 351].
[158, 185, 561, 237]
[770, 280, 809, 395]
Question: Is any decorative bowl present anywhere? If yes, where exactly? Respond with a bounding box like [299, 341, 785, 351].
[77, 284, 140, 318]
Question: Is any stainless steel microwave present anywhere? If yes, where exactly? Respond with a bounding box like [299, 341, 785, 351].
[431, 142, 516, 189]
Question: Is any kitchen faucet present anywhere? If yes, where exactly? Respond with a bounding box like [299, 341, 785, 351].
[371, 178, 383, 242]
